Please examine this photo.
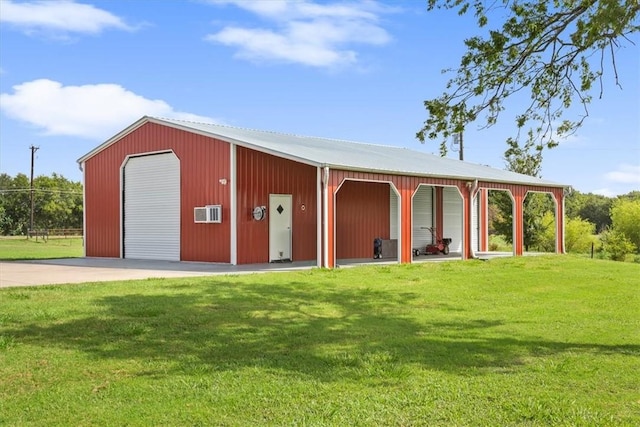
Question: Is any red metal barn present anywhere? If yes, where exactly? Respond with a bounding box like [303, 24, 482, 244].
[78, 116, 568, 268]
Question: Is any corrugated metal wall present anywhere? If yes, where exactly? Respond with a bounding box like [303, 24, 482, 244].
[389, 187, 399, 240]
[83, 122, 231, 262]
[472, 193, 480, 252]
[327, 170, 470, 267]
[235, 147, 317, 264]
[84, 150, 122, 258]
[83, 122, 566, 266]
[443, 187, 463, 253]
[178, 130, 230, 262]
[412, 185, 433, 251]
[335, 180, 391, 260]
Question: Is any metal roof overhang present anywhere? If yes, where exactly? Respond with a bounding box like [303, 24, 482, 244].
[77, 116, 323, 170]
[77, 116, 567, 189]
[317, 163, 566, 188]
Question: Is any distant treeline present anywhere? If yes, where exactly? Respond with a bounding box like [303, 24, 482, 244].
[0, 173, 83, 235]
[1, 172, 638, 260]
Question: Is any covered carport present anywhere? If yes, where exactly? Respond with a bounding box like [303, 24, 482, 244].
[334, 178, 401, 265]
[473, 185, 567, 257]
[411, 184, 464, 262]
[323, 169, 566, 269]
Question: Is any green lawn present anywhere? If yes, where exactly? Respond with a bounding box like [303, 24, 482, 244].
[0, 237, 83, 260]
[1, 256, 639, 426]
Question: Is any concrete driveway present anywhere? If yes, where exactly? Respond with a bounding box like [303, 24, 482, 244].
[0, 258, 316, 288]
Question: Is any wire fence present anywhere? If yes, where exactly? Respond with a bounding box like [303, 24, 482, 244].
[27, 228, 83, 241]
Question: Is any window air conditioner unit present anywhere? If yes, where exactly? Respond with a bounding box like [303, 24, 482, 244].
[194, 205, 222, 223]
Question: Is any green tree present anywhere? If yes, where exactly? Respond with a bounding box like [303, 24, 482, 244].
[565, 191, 612, 232]
[538, 211, 557, 252]
[489, 140, 554, 251]
[600, 228, 636, 261]
[0, 173, 30, 235]
[0, 173, 83, 235]
[33, 174, 83, 230]
[618, 190, 640, 202]
[610, 198, 640, 251]
[417, 0, 640, 156]
[564, 215, 598, 253]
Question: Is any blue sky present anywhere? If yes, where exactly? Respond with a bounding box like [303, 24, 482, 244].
[1, 0, 638, 196]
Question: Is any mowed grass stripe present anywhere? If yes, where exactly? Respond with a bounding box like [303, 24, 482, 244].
[1, 255, 639, 426]
[0, 237, 83, 260]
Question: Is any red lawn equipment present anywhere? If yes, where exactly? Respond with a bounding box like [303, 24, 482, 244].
[423, 227, 451, 255]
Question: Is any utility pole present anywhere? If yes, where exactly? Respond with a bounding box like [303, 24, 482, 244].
[452, 132, 464, 161]
[29, 145, 39, 233]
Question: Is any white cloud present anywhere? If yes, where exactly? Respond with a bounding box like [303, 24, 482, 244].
[604, 164, 640, 185]
[0, 0, 134, 35]
[205, 0, 394, 68]
[0, 79, 218, 140]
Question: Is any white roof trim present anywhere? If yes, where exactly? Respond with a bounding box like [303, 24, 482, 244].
[77, 116, 149, 165]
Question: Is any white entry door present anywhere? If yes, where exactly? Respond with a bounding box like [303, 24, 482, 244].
[269, 194, 292, 262]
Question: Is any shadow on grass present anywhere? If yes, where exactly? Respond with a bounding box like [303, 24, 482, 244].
[6, 279, 639, 382]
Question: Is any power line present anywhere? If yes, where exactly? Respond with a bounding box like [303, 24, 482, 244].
[0, 188, 83, 195]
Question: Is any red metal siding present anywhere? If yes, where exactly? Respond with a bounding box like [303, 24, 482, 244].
[335, 180, 390, 259]
[327, 170, 471, 266]
[84, 152, 121, 258]
[84, 120, 566, 266]
[179, 133, 230, 262]
[83, 122, 231, 262]
[236, 147, 317, 264]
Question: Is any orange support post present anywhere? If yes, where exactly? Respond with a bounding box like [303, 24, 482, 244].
[511, 187, 526, 256]
[480, 188, 489, 252]
[554, 189, 566, 254]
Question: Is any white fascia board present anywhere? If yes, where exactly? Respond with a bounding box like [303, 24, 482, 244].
[76, 116, 151, 165]
[81, 161, 87, 257]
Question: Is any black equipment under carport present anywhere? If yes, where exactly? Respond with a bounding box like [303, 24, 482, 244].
[373, 237, 383, 259]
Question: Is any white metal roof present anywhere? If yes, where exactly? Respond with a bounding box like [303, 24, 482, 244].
[78, 116, 566, 188]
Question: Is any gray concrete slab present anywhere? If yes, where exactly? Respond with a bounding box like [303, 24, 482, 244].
[0, 253, 515, 289]
[0, 258, 316, 288]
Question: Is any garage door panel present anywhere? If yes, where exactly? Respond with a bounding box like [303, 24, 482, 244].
[443, 187, 463, 253]
[472, 195, 479, 252]
[412, 186, 433, 250]
[124, 153, 180, 261]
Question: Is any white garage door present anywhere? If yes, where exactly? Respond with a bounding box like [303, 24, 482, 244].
[123, 152, 180, 261]
[390, 187, 399, 240]
[443, 187, 463, 253]
[412, 186, 433, 250]
[472, 194, 480, 252]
